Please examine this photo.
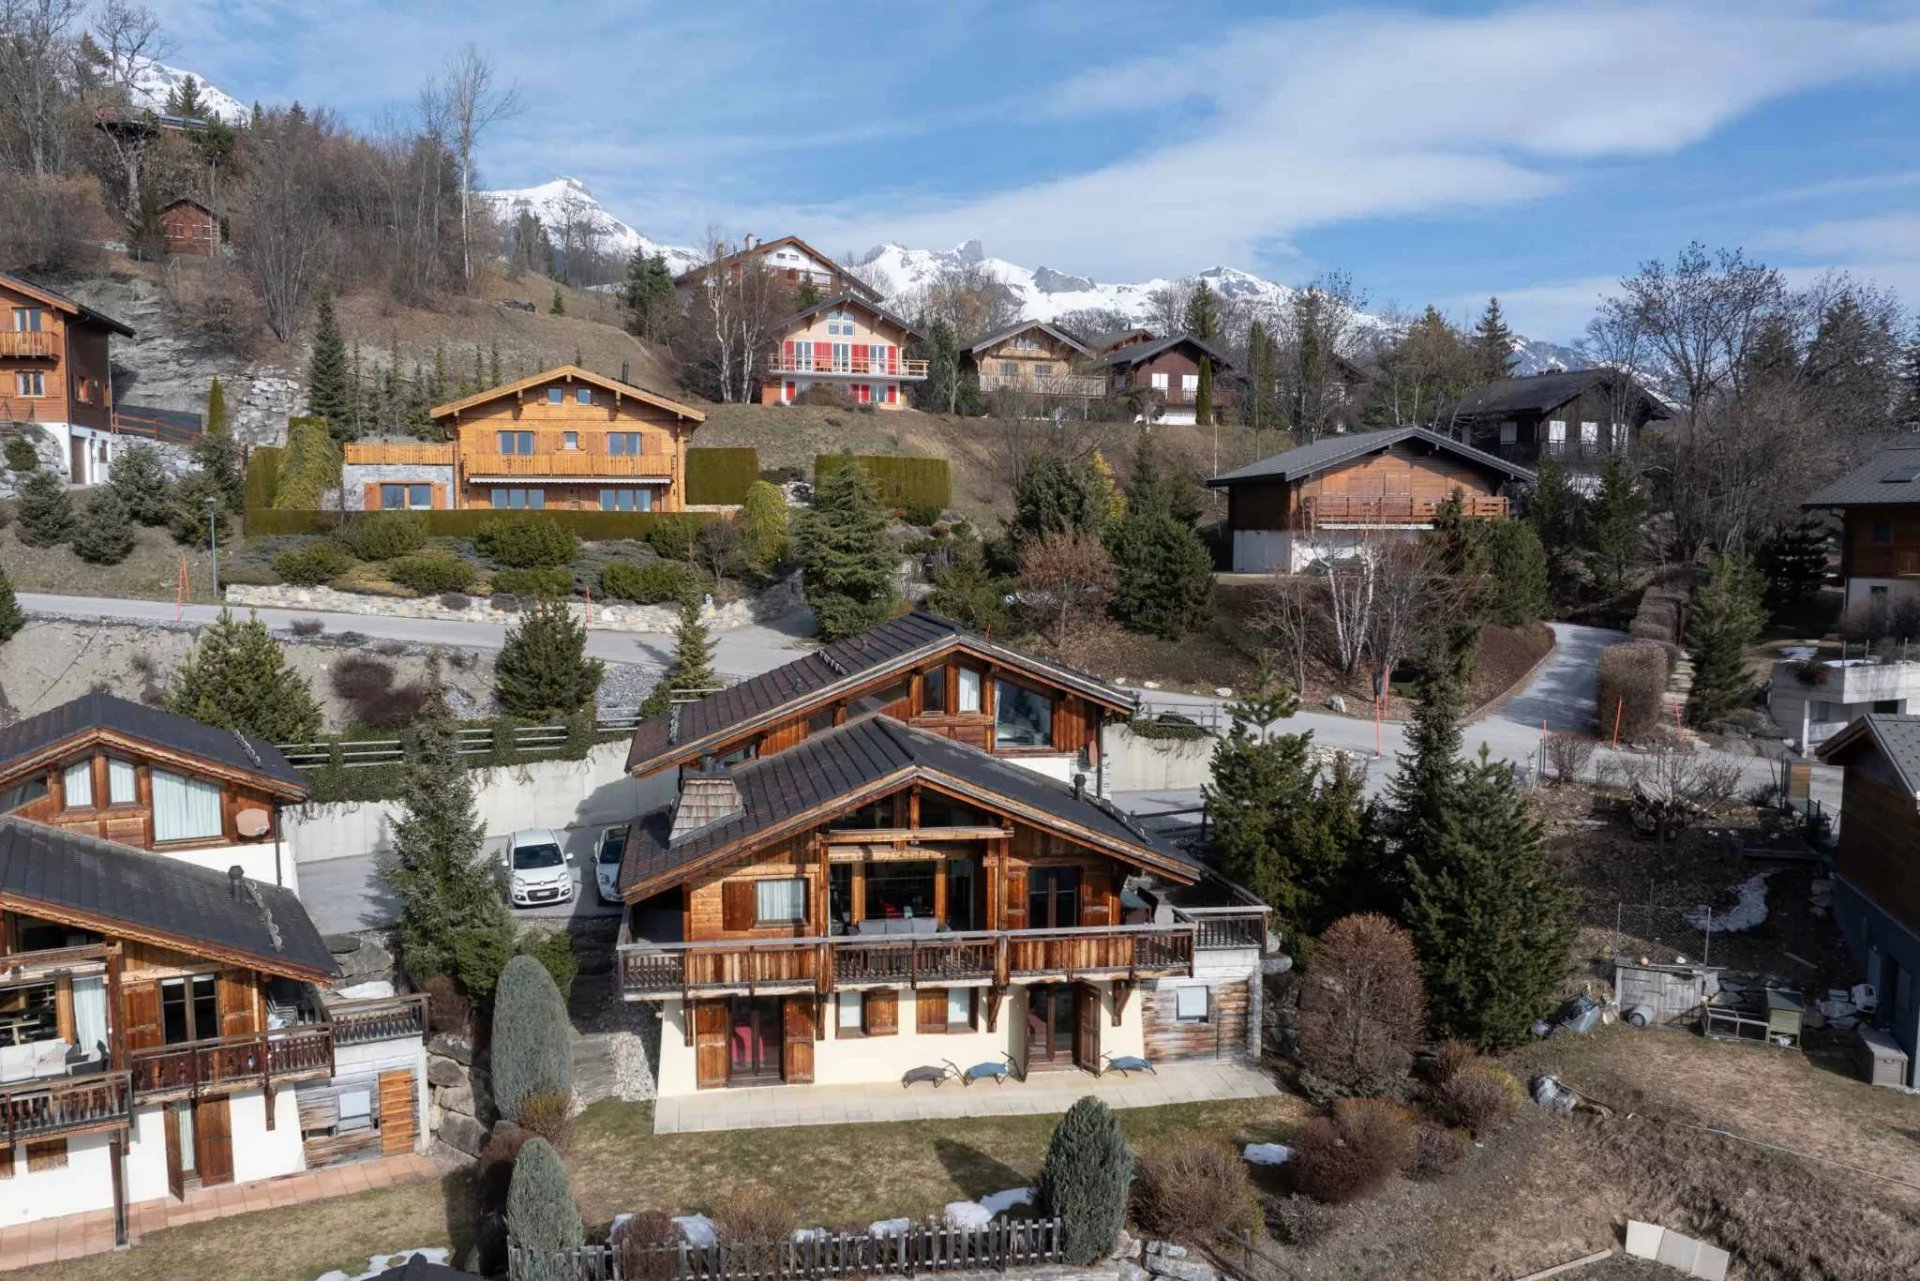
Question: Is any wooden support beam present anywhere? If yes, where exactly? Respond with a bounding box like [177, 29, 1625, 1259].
[983, 986, 1005, 1033]
[1110, 980, 1131, 1027]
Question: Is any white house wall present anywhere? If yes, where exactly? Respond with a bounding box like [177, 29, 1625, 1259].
[161, 838, 296, 892]
[230, 1084, 308, 1183]
[0, 1131, 118, 1226]
[1846, 577, 1920, 609]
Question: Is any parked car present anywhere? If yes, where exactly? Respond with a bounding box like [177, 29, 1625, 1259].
[505, 828, 574, 908]
[594, 825, 628, 904]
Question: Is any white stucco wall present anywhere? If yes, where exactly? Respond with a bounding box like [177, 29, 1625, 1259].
[1104, 726, 1215, 792]
[1846, 577, 1920, 609]
[0, 1130, 118, 1226]
[230, 1085, 308, 1184]
[160, 838, 296, 893]
[126, 1105, 170, 1205]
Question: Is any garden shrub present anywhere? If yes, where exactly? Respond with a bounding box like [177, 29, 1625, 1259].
[739, 481, 789, 569]
[1131, 1136, 1258, 1245]
[616, 1211, 679, 1281]
[600, 558, 693, 604]
[477, 516, 579, 568]
[1268, 1194, 1341, 1246]
[1037, 1096, 1133, 1264]
[491, 567, 574, 599]
[423, 974, 472, 1035]
[1289, 1099, 1417, 1204]
[273, 541, 357, 586]
[329, 654, 430, 729]
[442, 592, 471, 611]
[685, 446, 759, 506]
[815, 453, 951, 513]
[478, 1118, 531, 1212]
[515, 928, 578, 997]
[1428, 1038, 1478, 1087]
[1414, 1126, 1468, 1179]
[504, 1137, 582, 1281]
[491, 955, 574, 1123]
[272, 416, 341, 509]
[515, 1089, 576, 1156]
[1595, 641, 1671, 742]
[4, 433, 41, 472]
[644, 514, 700, 563]
[902, 500, 945, 527]
[389, 553, 478, 594]
[717, 1184, 798, 1243]
[1433, 1065, 1522, 1138]
[340, 510, 428, 560]
[16, 469, 73, 547]
[1296, 913, 1426, 1097]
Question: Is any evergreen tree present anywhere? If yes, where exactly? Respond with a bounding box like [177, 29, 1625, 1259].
[1037, 1097, 1133, 1265]
[1010, 455, 1102, 549]
[1106, 442, 1212, 640]
[431, 343, 448, 406]
[496, 600, 605, 718]
[1481, 520, 1552, 627]
[1524, 459, 1588, 574]
[164, 74, 205, 117]
[470, 346, 483, 395]
[1087, 450, 1125, 529]
[1245, 318, 1279, 431]
[492, 955, 574, 1121]
[739, 480, 790, 571]
[72, 487, 134, 565]
[167, 469, 233, 546]
[505, 1138, 583, 1281]
[1194, 355, 1214, 427]
[1755, 515, 1831, 619]
[168, 608, 322, 741]
[0, 566, 23, 645]
[127, 179, 166, 261]
[1469, 297, 1516, 384]
[549, 285, 564, 316]
[16, 469, 73, 547]
[1686, 552, 1766, 725]
[925, 543, 1009, 634]
[384, 677, 514, 996]
[1382, 634, 1471, 915]
[407, 361, 435, 438]
[1589, 449, 1648, 596]
[1182, 280, 1221, 344]
[794, 277, 822, 310]
[797, 454, 899, 640]
[307, 292, 353, 440]
[1402, 746, 1575, 1049]
[190, 418, 244, 514]
[917, 316, 962, 413]
[205, 376, 228, 436]
[640, 594, 718, 717]
[623, 251, 677, 342]
[489, 343, 503, 387]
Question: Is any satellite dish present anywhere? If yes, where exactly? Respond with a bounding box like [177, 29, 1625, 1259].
[235, 807, 271, 838]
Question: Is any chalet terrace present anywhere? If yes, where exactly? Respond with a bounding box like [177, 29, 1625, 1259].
[762, 293, 928, 410]
[963, 321, 1105, 401]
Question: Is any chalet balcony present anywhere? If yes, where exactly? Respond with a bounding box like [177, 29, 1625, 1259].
[978, 372, 1108, 398]
[1486, 439, 1621, 466]
[0, 331, 58, 359]
[766, 354, 930, 380]
[1298, 494, 1507, 529]
[344, 441, 456, 467]
[1, 1071, 133, 1143]
[129, 1024, 334, 1100]
[463, 450, 674, 481]
[1847, 548, 1920, 578]
[327, 994, 430, 1047]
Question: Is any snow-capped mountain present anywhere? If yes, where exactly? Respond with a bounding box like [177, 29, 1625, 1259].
[478, 178, 703, 275]
[126, 61, 249, 125]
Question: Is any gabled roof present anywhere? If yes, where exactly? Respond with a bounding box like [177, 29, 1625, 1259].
[1436, 369, 1670, 424]
[784, 292, 923, 342]
[1817, 714, 1920, 795]
[672, 236, 884, 303]
[161, 196, 215, 215]
[1090, 328, 1154, 355]
[0, 271, 135, 337]
[0, 692, 307, 796]
[430, 364, 704, 424]
[1099, 332, 1234, 372]
[1804, 440, 1920, 509]
[624, 611, 1135, 777]
[1207, 425, 1536, 488]
[620, 715, 1197, 900]
[0, 817, 336, 980]
[965, 320, 1092, 357]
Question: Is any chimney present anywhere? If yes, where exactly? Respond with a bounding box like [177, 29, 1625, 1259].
[670, 761, 744, 843]
[228, 865, 245, 898]
[1072, 773, 1085, 801]
[620, 358, 631, 384]
[743, 233, 760, 250]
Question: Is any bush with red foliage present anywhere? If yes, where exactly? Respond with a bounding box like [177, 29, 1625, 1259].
[1288, 1098, 1418, 1204]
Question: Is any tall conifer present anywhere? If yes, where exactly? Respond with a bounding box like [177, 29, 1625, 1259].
[306, 292, 352, 439]
[797, 455, 899, 640]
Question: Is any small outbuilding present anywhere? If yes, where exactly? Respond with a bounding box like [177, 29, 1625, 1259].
[158, 197, 219, 256]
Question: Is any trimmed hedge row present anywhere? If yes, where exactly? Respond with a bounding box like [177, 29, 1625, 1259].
[815, 453, 950, 513]
[1596, 640, 1674, 743]
[275, 417, 341, 509]
[685, 447, 759, 506]
[243, 504, 717, 541]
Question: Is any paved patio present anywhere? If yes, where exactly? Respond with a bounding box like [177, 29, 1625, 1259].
[0, 1151, 442, 1272]
[652, 1061, 1283, 1134]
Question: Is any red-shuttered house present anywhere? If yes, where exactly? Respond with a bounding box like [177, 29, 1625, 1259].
[762, 295, 928, 411]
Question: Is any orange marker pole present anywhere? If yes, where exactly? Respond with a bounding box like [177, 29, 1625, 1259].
[584, 583, 593, 628]
[176, 553, 187, 620]
[1611, 697, 1624, 748]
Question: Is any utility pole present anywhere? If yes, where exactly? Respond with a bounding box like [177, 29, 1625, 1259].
[206, 496, 220, 596]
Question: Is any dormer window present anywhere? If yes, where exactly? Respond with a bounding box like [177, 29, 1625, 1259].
[108, 759, 137, 805]
[547, 387, 564, 404]
[62, 760, 93, 809]
[152, 770, 222, 843]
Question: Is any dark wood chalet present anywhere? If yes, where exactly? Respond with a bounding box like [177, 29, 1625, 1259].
[1434, 368, 1668, 470]
[1099, 333, 1235, 424]
[1804, 439, 1920, 613]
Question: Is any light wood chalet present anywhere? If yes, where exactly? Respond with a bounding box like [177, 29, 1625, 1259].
[674, 235, 885, 305]
[1207, 425, 1535, 574]
[963, 321, 1104, 400]
[1805, 439, 1920, 612]
[0, 272, 134, 485]
[340, 365, 705, 513]
[761, 294, 928, 410]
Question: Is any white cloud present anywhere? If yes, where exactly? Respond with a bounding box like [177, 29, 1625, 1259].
[1761, 214, 1920, 260]
[1444, 276, 1624, 345]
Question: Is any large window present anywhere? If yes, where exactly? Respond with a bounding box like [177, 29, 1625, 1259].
[12, 307, 43, 332]
[994, 679, 1053, 748]
[497, 430, 535, 455]
[107, 759, 137, 805]
[379, 483, 432, 510]
[921, 665, 947, 714]
[865, 861, 937, 922]
[607, 432, 644, 455]
[160, 974, 219, 1044]
[754, 878, 807, 925]
[62, 760, 93, 809]
[599, 488, 654, 511]
[490, 488, 546, 510]
[152, 770, 222, 843]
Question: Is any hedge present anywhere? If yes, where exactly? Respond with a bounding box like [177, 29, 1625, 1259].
[274, 417, 342, 509]
[685, 447, 759, 506]
[244, 446, 281, 513]
[242, 504, 717, 541]
[815, 453, 950, 513]
[1596, 640, 1673, 742]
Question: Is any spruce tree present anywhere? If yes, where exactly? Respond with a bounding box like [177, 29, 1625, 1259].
[168, 608, 323, 741]
[72, 487, 135, 565]
[1589, 449, 1648, 596]
[549, 285, 564, 316]
[918, 316, 961, 413]
[1037, 1097, 1133, 1264]
[191, 398, 244, 513]
[1106, 443, 1212, 640]
[1383, 634, 1471, 915]
[623, 250, 676, 341]
[1755, 515, 1831, 619]
[384, 677, 514, 995]
[307, 292, 352, 440]
[640, 594, 718, 717]
[1182, 280, 1221, 344]
[1686, 552, 1766, 726]
[489, 343, 503, 387]
[797, 454, 899, 641]
[1402, 746, 1575, 1049]
[0, 566, 23, 645]
[16, 469, 73, 547]
[1470, 297, 1516, 384]
[1246, 319, 1278, 431]
[925, 543, 1009, 633]
[492, 954, 574, 1121]
[739, 480, 790, 571]
[496, 600, 605, 719]
[794, 277, 822, 310]
[505, 1138, 583, 1281]
[1482, 520, 1552, 627]
[1194, 355, 1213, 427]
[205, 376, 228, 436]
[168, 469, 232, 547]
[1524, 459, 1589, 586]
[1010, 455, 1102, 549]
[110, 442, 175, 525]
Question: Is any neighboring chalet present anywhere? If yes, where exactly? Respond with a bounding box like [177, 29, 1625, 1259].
[158, 198, 219, 256]
[1100, 333, 1234, 426]
[1804, 438, 1920, 610]
[0, 271, 133, 485]
[1089, 329, 1155, 358]
[1435, 369, 1668, 471]
[673, 236, 883, 306]
[762, 294, 926, 410]
[1207, 425, 1534, 573]
[613, 612, 1271, 1093]
[0, 695, 428, 1244]
[1816, 715, 1920, 1087]
[340, 365, 705, 512]
[963, 321, 1104, 404]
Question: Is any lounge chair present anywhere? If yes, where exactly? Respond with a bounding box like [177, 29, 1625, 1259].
[902, 1063, 954, 1089]
[1101, 1053, 1155, 1077]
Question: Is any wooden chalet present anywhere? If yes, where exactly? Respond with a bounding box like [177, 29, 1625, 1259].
[1100, 333, 1234, 425]
[762, 294, 928, 410]
[1435, 368, 1668, 470]
[674, 235, 883, 304]
[963, 321, 1104, 401]
[1207, 425, 1534, 573]
[0, 272, 134, 485]
[1804, 439, 1920, 612]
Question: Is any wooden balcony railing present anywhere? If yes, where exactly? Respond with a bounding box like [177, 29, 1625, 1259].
[343, 441, 455, 466]
[1299, 494, 1506, 528]
[129, 1025, 333, 1099]
[328, 994, 429, 1046]
[617, 924, 1196, 998]
[463, 451, 673, 480]
[766, 355, 930, 380]
[0, 331, 59, 359]
[1171, 906, 1270, 951]
[978, 372, 1108, 398]
[1, 1071, 132, 1144]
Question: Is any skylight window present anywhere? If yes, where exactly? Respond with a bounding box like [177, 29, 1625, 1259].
[1882, 465, 1920, 483]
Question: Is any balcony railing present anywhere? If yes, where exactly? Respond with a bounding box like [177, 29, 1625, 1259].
[0, 331, 58, 359]
[979, 372, 1108, 398]
[129, 1025, 334, 1098]
[617, 924, 1196, 998]
[1, 1071, 132, 1144]
[328, 994, 430, 1046]
[1299, 494, 1507, 529]
[462, 451, 674, 480]
[344, 441, 455, 466]
[1171, 906, 1270, 950]
[766, 355, 930, 380]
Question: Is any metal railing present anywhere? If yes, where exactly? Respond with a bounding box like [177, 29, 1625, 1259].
[766, 354, 931, 379]
[0, 1071, 132, 1144]
[128, 1025, 333, 1098]
[328, 994, 430, 1046]
[277, 714, 638, 770]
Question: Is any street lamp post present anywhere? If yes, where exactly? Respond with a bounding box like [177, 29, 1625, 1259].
[205, 497, 220, 597]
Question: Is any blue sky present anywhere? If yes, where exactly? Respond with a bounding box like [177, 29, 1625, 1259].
[148, 0, 1920, 341]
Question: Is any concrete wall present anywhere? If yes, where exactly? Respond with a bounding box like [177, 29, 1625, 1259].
[1847, 577, 1920, 609]
[1105, 725, 1215, 793]
[1833, 874, 1920, 1088]
[164, 838, 296, 894]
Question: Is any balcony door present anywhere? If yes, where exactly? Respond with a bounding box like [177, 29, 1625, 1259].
[1027, 867, 1081, 929]
[163, 1096, 233, 1197]
[1025, 983, 1099, 1072]
[727, 996, 782, 1084]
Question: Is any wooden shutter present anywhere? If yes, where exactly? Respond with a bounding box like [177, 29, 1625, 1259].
[430, 485, 447, 510]
[722, 881, 756, 932]
[693, 1001, 729, 1089]
[362, 483, 380, 511]
[783, 340, 795, 362]
[1001, 867, 1029, 931]
[862, 989, 898, 1037]
[1073, 983, 1101, 1073]
[813, 341, 830, 366]
[916, 988, 948, 1034]
[217, 971, 257, 1037]
[1079, 868, 1115, 927]
[163, 1105, 184, 1198]
[122, 981, 162, 1052]
[378, 1068, 417, 1155]
[781, 997, 815, 1084]
[194, 1096, 234, 1187]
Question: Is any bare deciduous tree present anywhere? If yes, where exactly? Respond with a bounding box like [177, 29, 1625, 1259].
[895, 259, 1017, 341]
[1254, 572, 1319, 699]
[1015, 530, 1114, 653]
[675, 234, 793, 403]
[428, 44, 521, 292]
[235, 115, 332, 341]
[0, 0, 85, 177]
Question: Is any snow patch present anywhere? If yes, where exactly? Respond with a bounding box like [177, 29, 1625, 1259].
[979, 1187, 1034, 1214]
[869, 1218, 912, 1238]
[314, 1249, 450, 1281]
[1685, 871, 1774, 933]
[334, 979, 395, 1001]
[126, 59, 251, 124]
[673, 1214, 718, 1247]
[1243, 1143, 1292, 1166]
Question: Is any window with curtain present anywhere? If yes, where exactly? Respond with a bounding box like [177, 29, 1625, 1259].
[107, 759, 137, 805]
[71, 976, 108, 1056]
[994, 679, 1053, 748]
[152, 770, 222, 842]
[754, 878, 806, 925]
[62, 760, 92, 809]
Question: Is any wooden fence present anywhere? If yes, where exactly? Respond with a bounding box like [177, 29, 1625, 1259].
[277, 711, 641, 770]
[513, 1217, 1063, 1281]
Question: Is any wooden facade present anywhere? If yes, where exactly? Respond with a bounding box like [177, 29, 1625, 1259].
[968, 325, 1103, 399]
[676, 236, 883, 304]
[1225, 443, 1506, 534]
[1832, 741, 1920, 934]
[1142, 978, 1249, 1062]
[1104, 339, 1235, 413]
[1841, 507, 1920, 583]
[0, 275, 122, 439]
[158, 199, 218, 256]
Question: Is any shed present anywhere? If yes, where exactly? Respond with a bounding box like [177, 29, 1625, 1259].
[158, 197, 219, 256]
